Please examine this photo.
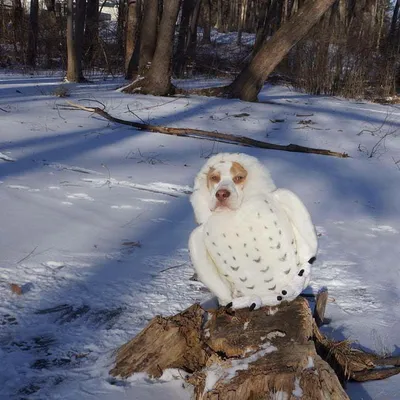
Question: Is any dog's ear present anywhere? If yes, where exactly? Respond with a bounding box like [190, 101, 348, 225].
[190, 169, 212, 224]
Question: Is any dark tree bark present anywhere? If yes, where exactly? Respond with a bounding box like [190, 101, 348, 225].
[216, 0, 225, 31]
[237, 0, 248, 45]
[138, 0, 159, 74]
[174, 0, 201, 77]
[200, 0, 211, 44]
[174, 0, 196, 76]
[116, 0, 126, 57]
[84, 0, 99, 63]
[123, 0, 181, 95]
[125, 0, 141, 79]
[253, 0, 271, 55]
[66, 0, 86, 82]
[26, 0, 39, 66]
[389, 0, 399, 43]
[11, 0, 23, 49]
[227, 0, 337, 101]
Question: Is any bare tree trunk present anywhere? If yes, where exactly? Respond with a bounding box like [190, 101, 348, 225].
[125, 0, 140, 78]
[390, 0, 399, 42]
[174, 0, 197, 76]
[84, 0, 99, 64]
[138, 0, 159, 74]
[200, 0, 211, 44]
[116, 0, 126, 57]
[66, 0, 77, 80]
[227, 0, 337, 101]
[237, 0, 248, 45]
[187, 0, 201, 68]
[123, 0, 181, 95]
[66, 0, 86, 82]
[75, 0, 86, 75]
[216, 0, 223, 31]
[253, 0, 271, 54]
[26, 0, 39, 66]
[11, 0, 24, 57]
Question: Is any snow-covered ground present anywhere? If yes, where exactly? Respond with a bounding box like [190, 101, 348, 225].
[1, 72, 400, 399]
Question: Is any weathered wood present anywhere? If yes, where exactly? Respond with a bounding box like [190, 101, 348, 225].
[191, 298, 348, 400]
[109, 304, 207, 378]
[313, 288, 329, 327]
[110, 298, 349, 399]
[65, 102, 349, 158]
[110, 294, 400, 399]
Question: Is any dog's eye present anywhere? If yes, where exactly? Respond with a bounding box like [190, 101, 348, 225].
[233, 175, 244, 183]
[210, 175, 220, 182]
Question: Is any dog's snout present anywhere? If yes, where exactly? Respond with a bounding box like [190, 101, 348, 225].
[216, 189, 231, 201]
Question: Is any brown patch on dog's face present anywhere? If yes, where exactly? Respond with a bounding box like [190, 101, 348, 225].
[230, 161, 247, 187]
[207, 167, 221, 189]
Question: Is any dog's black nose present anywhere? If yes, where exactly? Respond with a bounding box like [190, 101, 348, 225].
[216, 189, 231, 201]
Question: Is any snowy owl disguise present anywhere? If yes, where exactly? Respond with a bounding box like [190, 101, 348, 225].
[189, 153, 318, 309]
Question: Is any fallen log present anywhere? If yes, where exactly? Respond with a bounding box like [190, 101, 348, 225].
[109, 294, 400, 399]
[65, 101, 349, 158]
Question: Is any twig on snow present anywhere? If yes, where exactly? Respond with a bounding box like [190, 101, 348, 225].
[16, 246, 39, 264]
[65, 101, 349, 158]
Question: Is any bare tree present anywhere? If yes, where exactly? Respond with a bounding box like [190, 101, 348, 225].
[226, 0, 337, 101]
[237, 0, 248, 45]
[138, 0, 158, 74]
[200, 0, 211, 44]
[26, 0, 39, 66]
[125, 0, 141, 78]
[173, 0, 201, 77]
[84, 0, 99, 63]
[123, 0, 181, 95]
[66, 0, 86, 82]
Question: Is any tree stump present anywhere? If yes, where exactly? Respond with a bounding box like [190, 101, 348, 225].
[110, 295, 400, 399]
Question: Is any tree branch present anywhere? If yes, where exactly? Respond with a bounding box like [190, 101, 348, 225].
[65, 101, 349, 158]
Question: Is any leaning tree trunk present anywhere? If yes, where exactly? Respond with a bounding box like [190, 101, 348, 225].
[109, 294, 400, 399]
[123, 0, 181, 95]
[138, 0, 159, 75]
[228, 0, 337, 101]
[26, 0, 39, 66]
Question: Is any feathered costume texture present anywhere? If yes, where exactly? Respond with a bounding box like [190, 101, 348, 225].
[189, 153, 318, 308]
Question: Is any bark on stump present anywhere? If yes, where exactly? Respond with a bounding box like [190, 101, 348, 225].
[110, 296, 400, 399]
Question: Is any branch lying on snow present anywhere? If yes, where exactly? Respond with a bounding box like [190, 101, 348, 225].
[65, 101, 349, 158]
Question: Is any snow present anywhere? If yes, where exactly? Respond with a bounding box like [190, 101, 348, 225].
[292, 377, 303, 398]
[203, 342, 277, 393]
[306, 356, 314, 369]
[1, 71, 400, 400]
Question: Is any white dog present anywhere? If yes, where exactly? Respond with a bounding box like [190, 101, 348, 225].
[189, 153, 318, 309]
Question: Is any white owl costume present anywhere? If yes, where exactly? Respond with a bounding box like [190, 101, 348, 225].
[189, 153, 318, 309]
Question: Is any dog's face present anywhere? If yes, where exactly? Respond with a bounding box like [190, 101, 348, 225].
[206, 161, 248, 212]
